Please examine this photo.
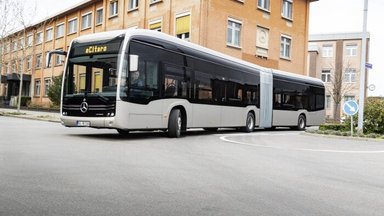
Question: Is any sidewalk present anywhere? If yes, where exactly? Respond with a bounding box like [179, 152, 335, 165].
[0, 107, 61, 123]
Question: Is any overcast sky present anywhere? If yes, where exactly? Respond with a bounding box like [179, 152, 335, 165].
[26, 0, 384, 96]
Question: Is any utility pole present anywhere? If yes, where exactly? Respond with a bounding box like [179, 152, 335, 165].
[357, 0, 368, 133]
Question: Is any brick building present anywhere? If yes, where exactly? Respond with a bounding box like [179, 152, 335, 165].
[1, 0, 318, 107]
[308, 32, 370, 120]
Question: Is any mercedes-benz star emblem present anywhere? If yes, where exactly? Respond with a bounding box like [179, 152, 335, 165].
[80, 101, 89, 113]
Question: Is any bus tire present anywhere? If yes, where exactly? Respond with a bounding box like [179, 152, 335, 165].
[243, 112, 255, 133]
[117, 129, 130, 136]
[168, 109, 182, 138]
[296, 114, 306, 131]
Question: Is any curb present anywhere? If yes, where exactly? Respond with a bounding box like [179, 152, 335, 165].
[303, 131, 384, 142]
[0, 111, 61, 123]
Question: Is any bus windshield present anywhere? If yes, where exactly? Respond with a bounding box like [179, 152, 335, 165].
[63, 37, 124, 99]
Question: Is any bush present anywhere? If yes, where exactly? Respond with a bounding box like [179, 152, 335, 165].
[363, 98, 384, 134]
[342, 98, 384, 135]
[319, 124, 347, 131]
[20, 97, 31, 107]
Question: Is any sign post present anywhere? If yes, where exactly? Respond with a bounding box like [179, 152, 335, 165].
[343, 100, 359, 136]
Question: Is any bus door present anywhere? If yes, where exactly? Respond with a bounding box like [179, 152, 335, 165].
[259, 69, 273, 128]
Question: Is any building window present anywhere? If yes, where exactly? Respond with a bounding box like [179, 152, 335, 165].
[326, 95, 331, 109]
[35, 79, 41, 96]
[322, 45, 333, 57]
[26, 35, 33, 47]
[81, 12, 92, 30]
[56, 23, 65, 38]
[18, 59, 23, 73]
[36, 32, 43, 45]
[256, 26, 269, 57]
[321, 70, 331, 83]
[55, 49, 65, 66]
[94, 72, 102, 92]
[68, 18, 78, 34]
[36, 54, 42, 69]
[280, 35, 291, 59]
[11, 60, 17, 73]
[344, 95, 355, 102]
[176, 14, 191, 41]
[27, 55, 32, 70]
[109, 0, 118, 17]
[282, 0, 293, 20]
[11, 41, 17, 52]
[46, 28, 53, 41]
[227, 18, 242, 47]
[149, 20, 162, 32]
[258, 0, 270, 11]
[96, 8, 103, 25]
[80, 74, 86, 93]
[4, 43, 10, 53]
[344, 68, 356, 83]
[150, 0, 161, 4]
[346, 44, 357, 56]
[19, 38, 24, 49]
[128, 0, 139, 10]
[44, 78, 51, 96]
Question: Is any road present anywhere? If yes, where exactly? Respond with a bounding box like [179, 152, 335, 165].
[1, 116, 384, 216]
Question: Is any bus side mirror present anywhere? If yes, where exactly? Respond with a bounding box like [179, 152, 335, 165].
[129, 55, 139, 72]
[46, 50, 67, 68]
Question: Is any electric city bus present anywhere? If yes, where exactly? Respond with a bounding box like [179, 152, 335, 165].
[47, 29, 325, 138]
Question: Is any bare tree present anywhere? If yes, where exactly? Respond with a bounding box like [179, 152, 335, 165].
[0, 0, 19, 92]
[11, 0, 37, 112]
[325, 60, 358, 121]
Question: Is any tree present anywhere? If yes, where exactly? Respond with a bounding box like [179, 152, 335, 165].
[0, 0, 18, 89]
[47, 75, 62, 106]
[13, 0, 36, 112]
[325, 61, 358, 121]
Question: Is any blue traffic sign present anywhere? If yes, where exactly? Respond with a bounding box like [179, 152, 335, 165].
[365, 62, 373, 69]
[343, 100, 359, 116]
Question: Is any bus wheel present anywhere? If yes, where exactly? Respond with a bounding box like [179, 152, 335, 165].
[117, 129, 130, 136]
[168, 109, 182, 138]
[243, 112, 255, 133]
[296, 115, 306, 131]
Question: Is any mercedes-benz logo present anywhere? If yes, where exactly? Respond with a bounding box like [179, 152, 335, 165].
[80, 101, 89, 113]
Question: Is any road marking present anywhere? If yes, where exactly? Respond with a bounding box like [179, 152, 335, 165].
[220, 133, 384, 154]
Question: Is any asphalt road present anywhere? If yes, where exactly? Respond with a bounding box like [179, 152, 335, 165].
[1, 116, 384, 216]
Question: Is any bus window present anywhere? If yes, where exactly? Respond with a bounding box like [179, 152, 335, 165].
[195, 71, 212, 101]
[164, 65, 189, 98]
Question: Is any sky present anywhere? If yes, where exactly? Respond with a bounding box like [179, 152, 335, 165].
[25, 0, 384, 96]
[309, 0, 384, 97]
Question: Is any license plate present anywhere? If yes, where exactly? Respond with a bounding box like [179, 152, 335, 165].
[76, 121, 90, 127]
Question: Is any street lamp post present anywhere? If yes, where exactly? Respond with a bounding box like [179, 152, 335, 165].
[357, 0, 369, 133]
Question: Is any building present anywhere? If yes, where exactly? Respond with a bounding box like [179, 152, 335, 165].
[308, 32, 370, 120]
[1, 0, 318, 107]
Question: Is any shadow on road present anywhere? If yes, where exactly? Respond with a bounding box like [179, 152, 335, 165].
[65, 127, 295, 141]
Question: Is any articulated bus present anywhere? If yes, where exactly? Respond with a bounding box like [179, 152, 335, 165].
[47, 29, 325, 138]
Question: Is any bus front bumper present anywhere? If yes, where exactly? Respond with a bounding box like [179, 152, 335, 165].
[60, 116, 116, 128]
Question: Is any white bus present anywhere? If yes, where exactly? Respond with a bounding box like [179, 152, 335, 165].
[48, 29, 325, 137]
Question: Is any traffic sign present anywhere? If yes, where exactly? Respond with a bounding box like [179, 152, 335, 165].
[365, 63, 373, 69]
[343, 100, 359, 116]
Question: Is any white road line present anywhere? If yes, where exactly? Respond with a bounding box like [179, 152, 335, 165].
[220, 133, 384, 154]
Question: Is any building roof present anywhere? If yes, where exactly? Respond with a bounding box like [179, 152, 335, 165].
[309, 32, 370, 41]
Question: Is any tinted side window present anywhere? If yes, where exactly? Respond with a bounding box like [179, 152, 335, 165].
[124, 41, 163, 103]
